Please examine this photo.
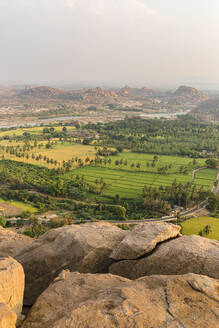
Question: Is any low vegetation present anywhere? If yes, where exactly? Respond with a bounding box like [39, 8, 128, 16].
[180, 216, 219, 240]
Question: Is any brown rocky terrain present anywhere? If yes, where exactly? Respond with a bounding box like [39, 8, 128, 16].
[0, 222, 218, 327]
[0, 226, 32, 257]
[81, 87, 120, 104]
[18, 86, 68, 99]
[171, 85, 207, 104]
[110, 222, 181, 260]
[0, 84, 208, 110]
[110, 235, 219, 280]
[15, 221, 219, 307]
[22, 271, 219, 328]
[118, 85, 162, 98]
[0, 256, 25, 328]
[15, 222, 127, 305]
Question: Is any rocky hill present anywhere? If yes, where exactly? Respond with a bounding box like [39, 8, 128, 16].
[118, 85, 159, 98]
[0, 84, 208, 110]
[171, 85, 208, 104]
[0, 221, 218, 327]
[18, 86, 68, 99]
[16, 86, 123, 104]
[81, 87, 120, 104]
[193, 97, 219, 118]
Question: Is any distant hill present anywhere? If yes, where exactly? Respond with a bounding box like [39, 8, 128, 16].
[117, 85, 160, 98]
[18, 86, 67, 98]
[171, 85, 207, 104]
[192, 98, 219, 120]
[81, 87, 120, 104]
[0, 84, 209, 110]
[0, 86, 17, 97]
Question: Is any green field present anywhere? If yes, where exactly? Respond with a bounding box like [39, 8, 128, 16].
[193, 168, 217, 190]
[0, 125, 217, 200]
[71, 153, 217, 198]
[181, 216, 219, 240]
[0, 126, 76, 137]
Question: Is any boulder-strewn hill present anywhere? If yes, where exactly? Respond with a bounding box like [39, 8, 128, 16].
[118, 85, 159, 98]
[171, 85, 208, 104]
[0, 222, 218, 328]
[0, 84, 209, 109]
[14, 221, 219, 306]
[81, 87, 120, 104]
[18, 86, 68, 99]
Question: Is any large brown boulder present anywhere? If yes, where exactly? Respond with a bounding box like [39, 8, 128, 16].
[110, 222, 181, 260]
[15, 222, 127, 305]
[0, 256, 25, 328]
[0, 226, 32, 257]
[22, 271, 219, 328]
[110, 235, 219, 279]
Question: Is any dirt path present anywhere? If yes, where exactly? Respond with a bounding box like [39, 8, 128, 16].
[211, 170, 219, 193]
[0, 202, 22, 216]
[191, 167, 207, 183]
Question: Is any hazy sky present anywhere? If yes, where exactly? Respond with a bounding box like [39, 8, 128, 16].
[1, 0, 219, 88]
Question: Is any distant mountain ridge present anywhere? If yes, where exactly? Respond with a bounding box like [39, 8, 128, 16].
[0, 84, 209, 107]
[19, 86, 67, 98]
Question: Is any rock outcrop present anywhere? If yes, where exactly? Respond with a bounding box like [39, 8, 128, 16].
[15, 222, 127, 305]
[22, 271, 219, 328]
[0, 256, 25, 327]
[110, 235, 219, 279]
[172, 85, 207, 103]
[110, 222, 181, 260]
[0, 226, 32, 257]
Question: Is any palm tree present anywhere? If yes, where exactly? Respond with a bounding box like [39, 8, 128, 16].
[203, 225, 212, 236]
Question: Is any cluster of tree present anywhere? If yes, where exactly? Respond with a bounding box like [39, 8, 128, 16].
[86, 117, 219, 157]
[207, 193, 219, 213]
[0, 160, 88, 198]
[198, 225, 212, 237]
[142, 181, 209, 209]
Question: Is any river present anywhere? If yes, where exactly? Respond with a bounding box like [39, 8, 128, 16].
[0, 110, 191, 129]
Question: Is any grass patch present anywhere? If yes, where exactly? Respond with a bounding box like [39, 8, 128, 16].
[1, 143, 96, 168]
[0, 126, 75, 137]
[71, 153, 216, 198]
[180, 216, 219, 240]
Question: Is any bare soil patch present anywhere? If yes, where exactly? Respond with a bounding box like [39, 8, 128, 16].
[0, 202, 22, 216]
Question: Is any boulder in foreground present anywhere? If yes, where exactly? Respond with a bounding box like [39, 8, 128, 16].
[0, 256, 24, 328]
[110, 222, 181, 260]
[110, 235, 219, 279]
[22, 271, 219, 328]
[15, 222, 127, 305]
[0, 226, 32, 257]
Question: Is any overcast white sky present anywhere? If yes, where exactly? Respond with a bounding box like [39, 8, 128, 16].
[1, 0, 219, 88]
